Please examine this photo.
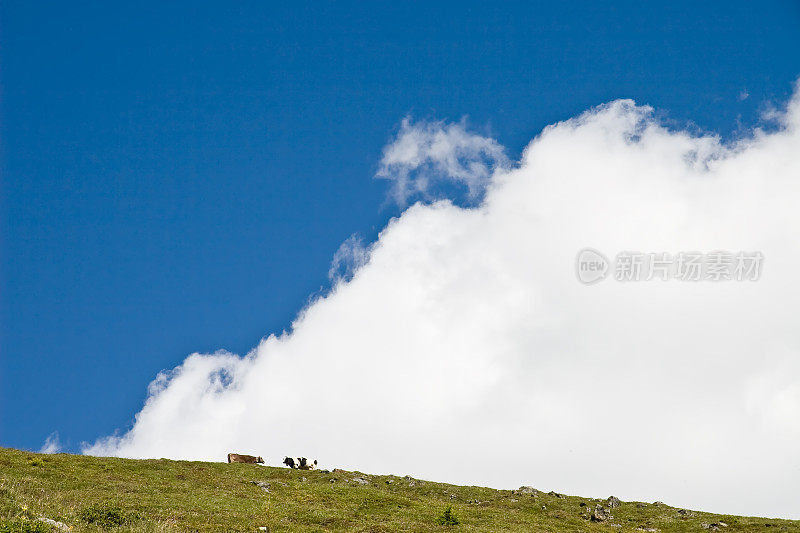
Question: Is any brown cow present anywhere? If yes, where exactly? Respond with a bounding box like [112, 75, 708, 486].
[227, 453, 264, 464]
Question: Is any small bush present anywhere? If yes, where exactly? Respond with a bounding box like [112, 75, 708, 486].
[436, 506, 459, 526]
[0, 490, 18, 518]
[0, 519, 52, 533]
[79, 503, 138, 529]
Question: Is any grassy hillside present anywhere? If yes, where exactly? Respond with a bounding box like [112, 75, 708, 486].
[0, 447, 796, 532]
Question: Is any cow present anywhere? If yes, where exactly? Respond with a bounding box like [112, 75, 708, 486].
[283, 456, 317, 470]
[227, 453, 264, 464]
[297, 457, 317, 470]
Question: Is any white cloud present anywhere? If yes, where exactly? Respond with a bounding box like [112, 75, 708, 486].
[85, 83, 800, 519]
[375, 117, 510, 206]
[40, 432, 61, 454]
[328, 234, 370, 284]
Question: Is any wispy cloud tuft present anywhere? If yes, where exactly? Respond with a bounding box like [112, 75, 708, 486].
[375, 118, 510, 206]
[328, 234, 370, 284]
[40, 432, 61, 454]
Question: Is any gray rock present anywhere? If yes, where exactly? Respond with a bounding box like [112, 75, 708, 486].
[403, 474, 424, 487]
[606, 495, 622, 508]
[591, 505, 611, 522]
[38, 518, 70, 532]
[251, 481, 270, 492]
[517, 486, 539, 496]
[351, 477, 369, 485]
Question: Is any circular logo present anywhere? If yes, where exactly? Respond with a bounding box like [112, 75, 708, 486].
[575, 248, 609, 284]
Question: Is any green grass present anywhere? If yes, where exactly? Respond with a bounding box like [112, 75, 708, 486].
[0, 447, 796, 532]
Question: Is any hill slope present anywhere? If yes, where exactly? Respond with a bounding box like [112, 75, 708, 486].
[0, 447, 795, 532]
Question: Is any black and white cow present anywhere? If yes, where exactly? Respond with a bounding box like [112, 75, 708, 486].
[297, 457, 317, 470]
[283, 456, 317, 470]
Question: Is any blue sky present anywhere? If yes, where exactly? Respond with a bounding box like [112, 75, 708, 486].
[1, 1, 799, 452]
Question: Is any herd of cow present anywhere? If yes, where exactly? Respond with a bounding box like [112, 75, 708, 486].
[227, 453, 318, 470]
